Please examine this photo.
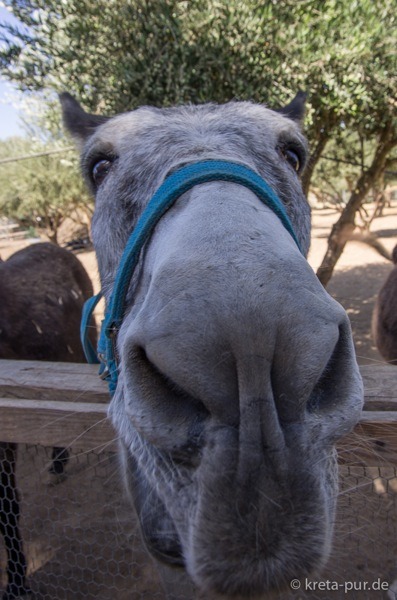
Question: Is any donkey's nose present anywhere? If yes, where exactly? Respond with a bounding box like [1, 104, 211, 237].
[120, 260, 362, 455]
[266, 309, 363, 441]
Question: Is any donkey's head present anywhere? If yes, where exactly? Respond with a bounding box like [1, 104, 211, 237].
[61, 93, 363, 598]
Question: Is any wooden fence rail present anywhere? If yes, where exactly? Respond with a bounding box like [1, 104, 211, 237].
[0, 360, 397, 462]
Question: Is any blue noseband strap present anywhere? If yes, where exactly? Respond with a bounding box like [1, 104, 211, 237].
[80, 292, 102, 364]
[81, 160, 303, 395]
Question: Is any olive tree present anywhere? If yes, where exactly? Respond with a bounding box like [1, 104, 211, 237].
[0, 137, 92, 244]
[1, 0, 395, 280]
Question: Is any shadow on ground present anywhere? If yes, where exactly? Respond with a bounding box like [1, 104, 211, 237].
[327, 262, 393, 366]
[372, 228, 397, 239]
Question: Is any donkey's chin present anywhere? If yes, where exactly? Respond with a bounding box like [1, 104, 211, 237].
[186, 521, 331, 598]
[183, 493, 333, 598]
[120, 430, 336, 599]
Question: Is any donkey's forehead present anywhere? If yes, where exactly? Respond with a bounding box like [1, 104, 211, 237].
[83, 102, 305, 155]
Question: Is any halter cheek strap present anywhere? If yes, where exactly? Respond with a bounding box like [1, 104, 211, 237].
[80, 292, 102, 365]
[80, 160, 304, 396]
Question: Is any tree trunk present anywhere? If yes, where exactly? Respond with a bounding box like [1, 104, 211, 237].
[44, 214, 62, 246]
[46, 229, 59, 245]
[316, 126, 396, 287]
[302, 133, 330, 197]
[301, 111, 339, 197]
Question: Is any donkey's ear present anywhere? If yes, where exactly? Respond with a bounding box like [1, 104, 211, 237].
[59, 92, 109, 143]
[276, 91, 307, 122]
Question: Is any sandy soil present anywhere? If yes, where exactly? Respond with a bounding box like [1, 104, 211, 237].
[308, 206, 397, 367]
[1, 206, 397, 599]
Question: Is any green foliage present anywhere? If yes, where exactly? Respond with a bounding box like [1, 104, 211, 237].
[0, 137, 92, 243]
[0, 0, 396, 274]
[311, 130, 397, 206]
[1, 0, 395, 127]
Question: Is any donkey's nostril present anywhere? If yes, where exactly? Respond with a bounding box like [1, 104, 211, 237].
[307, 321, 351, 414]
[131, 344, 210, 416]
[124, 342, 210, 462]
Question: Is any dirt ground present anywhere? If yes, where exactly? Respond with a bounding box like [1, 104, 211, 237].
[1, 206, 397, 599]
[308, 206, 397, 367]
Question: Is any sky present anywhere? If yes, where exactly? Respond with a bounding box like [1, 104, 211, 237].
[0, 79, 25, 139]
[0, 4, 27, 140]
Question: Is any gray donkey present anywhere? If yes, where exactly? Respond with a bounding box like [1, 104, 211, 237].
[372, 244, 397, 364]
[61, 92, 363, 599]
[0, 242, 95, 600]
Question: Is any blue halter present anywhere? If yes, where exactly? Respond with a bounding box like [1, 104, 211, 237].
[81, 160, 303, 395]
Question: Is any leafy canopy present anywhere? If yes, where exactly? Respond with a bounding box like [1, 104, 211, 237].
[0, 0, 396, 280]
[1, 0, 395, 139]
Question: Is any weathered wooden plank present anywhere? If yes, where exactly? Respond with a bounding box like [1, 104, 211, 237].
[0, 395, 396, 462]
[1, 360, 397, 409]
[0, 360, 109, 403]
[0, 397, 116, 451]
[361, 363, 397, 411]
[1, 359, 397, 461]
[360, 410, 397, 423]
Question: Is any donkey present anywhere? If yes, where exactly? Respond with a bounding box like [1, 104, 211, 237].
[0, 242, 95, 600]
[372, 244, 397, 364]
[61, 92, 363, 599]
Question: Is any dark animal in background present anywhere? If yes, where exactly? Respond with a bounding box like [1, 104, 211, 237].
[0, 242, 96, 600]
[372, 244, 397, 364]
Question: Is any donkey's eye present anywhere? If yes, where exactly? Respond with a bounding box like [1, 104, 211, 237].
[282, 148, 301, 172]
[280, 147, 302, 173]
[91, 158, 112, 186]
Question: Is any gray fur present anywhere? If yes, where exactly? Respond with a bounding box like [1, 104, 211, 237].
[372, 243, 397, 363]
[61, 95, 363, 599]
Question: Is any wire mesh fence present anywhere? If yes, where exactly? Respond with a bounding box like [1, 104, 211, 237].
[282, 464, 397, 600]
[0, 445, 164, 600]
[1, 445, 396, 600]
